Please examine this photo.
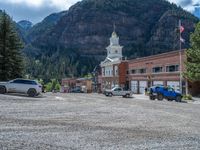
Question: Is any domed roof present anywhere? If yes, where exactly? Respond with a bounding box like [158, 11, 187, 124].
[112, 31, 118, 37]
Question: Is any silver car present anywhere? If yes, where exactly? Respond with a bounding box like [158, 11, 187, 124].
[104, 87, 133, 98]
[0, 79, 42, 97]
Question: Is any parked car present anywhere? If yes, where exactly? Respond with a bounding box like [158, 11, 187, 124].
[104, 87, 133, 98]
[149, 85, 182, 102]
[70, 87, 84, 93]
[0, 79, 42, 97]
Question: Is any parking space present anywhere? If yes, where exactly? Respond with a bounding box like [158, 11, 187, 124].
[0, 93, 200, 149]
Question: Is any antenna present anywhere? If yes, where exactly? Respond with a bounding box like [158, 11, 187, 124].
[113, 22, 116, 32]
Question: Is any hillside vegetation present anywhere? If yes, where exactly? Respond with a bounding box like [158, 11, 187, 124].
[17, 0, 200, 80]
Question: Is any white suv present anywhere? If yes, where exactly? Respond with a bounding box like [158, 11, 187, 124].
[0, 79, 42, 97]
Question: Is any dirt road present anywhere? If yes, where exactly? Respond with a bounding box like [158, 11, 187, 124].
[0, 93, 199, 149]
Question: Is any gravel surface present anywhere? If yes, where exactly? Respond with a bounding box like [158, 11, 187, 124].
[0, 93, 200, 150]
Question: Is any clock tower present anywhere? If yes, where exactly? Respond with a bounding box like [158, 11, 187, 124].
[106, 30, 123, 60]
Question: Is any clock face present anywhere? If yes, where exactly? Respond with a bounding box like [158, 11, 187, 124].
[115, 50, 118, 53]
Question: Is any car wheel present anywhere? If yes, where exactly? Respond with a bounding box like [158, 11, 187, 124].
[27, 89, 37, 97]
[175, 96, 182, 102]
[109, 93, 113, 97]
[149, 95, 155, 100]
[0, 86, 6, 94]
[157, 94, 164, 101]
[125, 94, 130, 98]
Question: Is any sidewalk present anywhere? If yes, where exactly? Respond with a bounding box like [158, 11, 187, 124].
[133, 94, 149, 100]
[193, 97, 200, 101]
[132, 94, 200, 105]
[191, 97, 200, 104]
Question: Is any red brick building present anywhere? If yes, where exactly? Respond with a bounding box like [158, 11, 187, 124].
[128, 50, 185, 94]
[128, 50, 200, 95]
[61, 78, 93, 93]
[101, 61, 128, 90]
[100, 31, 200, 96]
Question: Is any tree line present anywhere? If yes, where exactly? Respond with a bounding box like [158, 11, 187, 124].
[0, 11, 24, 81]
[0, 11, 199, 85]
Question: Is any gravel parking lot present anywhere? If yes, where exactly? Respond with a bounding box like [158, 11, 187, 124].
[0, 93, 200, 150]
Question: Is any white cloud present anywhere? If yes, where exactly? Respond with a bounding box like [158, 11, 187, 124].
[0, 0, 198, 23]
[3, 0, 45, 7]
[1, 0, 198, 12]
[50, 0, 80, 10]
[167, 0, 200, 12]
[0, 0, 80, 23]
[1, 0, 199, 10]
[1, 0, 80, 9]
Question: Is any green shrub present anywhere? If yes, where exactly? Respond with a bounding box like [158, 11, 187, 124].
[55, 83, 61, 91]
[183, 94, 193, 100]
[45, 79, 61, 92]
[45, 82, 53, 92]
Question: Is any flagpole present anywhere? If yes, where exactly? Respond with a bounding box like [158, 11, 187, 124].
[179, 20, 182, 94]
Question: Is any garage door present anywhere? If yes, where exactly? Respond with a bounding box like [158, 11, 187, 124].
[167, 81, 180, 91]
[139, 81, 147, 94]
[153, 81, 164, 86]
[131, 81, 138, 94]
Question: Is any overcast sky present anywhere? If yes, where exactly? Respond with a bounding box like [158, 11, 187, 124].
[0, 0, 199, 24]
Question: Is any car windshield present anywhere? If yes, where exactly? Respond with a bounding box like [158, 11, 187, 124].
[168, 87, 174, 92]
[113, 88, 121, 91]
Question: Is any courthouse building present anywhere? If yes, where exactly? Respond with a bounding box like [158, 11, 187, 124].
[99, 31, 200, 96]
[100, 31, 128, 90]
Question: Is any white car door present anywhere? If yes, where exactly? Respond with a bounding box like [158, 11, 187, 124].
[112, 88, 119, 95]
[117, 88, 123, 96]
[113, 88, 122, 96]
[20, 80, 31, 93]
[7, 79, 24, 93]
[7, 80, 20, 93]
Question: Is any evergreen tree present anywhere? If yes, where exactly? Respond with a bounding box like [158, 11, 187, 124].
[0, 11, 23, 81]
[184, 22, 200, 81]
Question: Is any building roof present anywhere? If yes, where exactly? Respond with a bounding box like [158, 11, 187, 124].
[112, 31, 118, 38]
[128, 50, 185, 63]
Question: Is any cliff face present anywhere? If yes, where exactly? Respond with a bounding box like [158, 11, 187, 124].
[25, 11, 67, 44]
[20, 0, 199, 79]
[28, 0, 198, 59]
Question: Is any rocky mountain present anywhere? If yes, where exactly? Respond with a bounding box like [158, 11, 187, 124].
[18, 20, 33, 30]
[16, 21, 32, 43]
[26, 0, 198, 57]
[25, 11, 67, 44]
[21, 0, 199, 79]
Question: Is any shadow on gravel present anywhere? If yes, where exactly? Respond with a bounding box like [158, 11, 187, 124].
[3, 93, 45, 99]
[180, 101, 188, 103]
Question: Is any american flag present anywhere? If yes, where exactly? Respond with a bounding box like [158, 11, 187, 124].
[179, 20, 185, 43]
[180, 25, 184, 33]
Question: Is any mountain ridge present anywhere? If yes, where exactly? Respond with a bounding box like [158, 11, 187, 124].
[1, 0, 199, 80]
[22, 0, 199, 80]
[29, 0, 198, 56]
[17, 20, 33, 30]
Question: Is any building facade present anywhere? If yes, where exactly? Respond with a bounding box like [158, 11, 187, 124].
[99, 32, 200, 96]
[100, 31, 128, 90]
[61, 78, 93, 93]
[128, 50, 187, 94]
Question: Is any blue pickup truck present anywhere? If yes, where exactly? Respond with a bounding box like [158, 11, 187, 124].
[149, 85, 182, 102]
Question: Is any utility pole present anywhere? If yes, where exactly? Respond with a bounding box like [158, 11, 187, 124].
[179, 20, 183, 94]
